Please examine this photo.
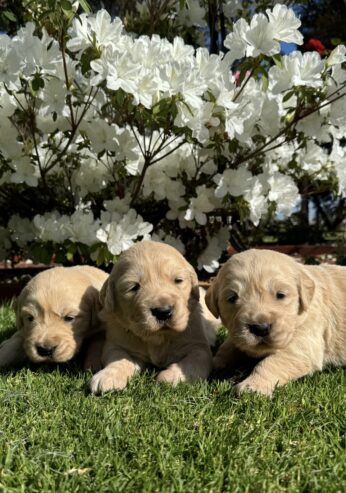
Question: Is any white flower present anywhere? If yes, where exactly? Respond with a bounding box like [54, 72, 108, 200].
[143, 164, 185, 201]
[258, 94, 280, 136]
[66, 14, 90, 52]
[83, 120, 118, 153]
[269, 51, 324, 93]
[246, 13, 281, 57]
[89, 10, 123, 49]
[244, 178, 268, 226]
[0, 88, 16, 117]
[67, 10, 124, 53]
[330, 96, 346, 127]
[266, 4, 303, 45]
[63, 210, 100, 246]
[0, 119, 22, 159]
[184, 185, 216, 225]
[33, 211, 67, 243]
[72, 154, 109, 198]
[103, 196, 131, 214]
[8, 215, 36, 246]
[14, 23, 63, 78]
[97, 209, 153, 255]
[151, 230, 186, 254]
[223, 0, 242, 20]
[176, 0, 207, 28]
[224, 97, 259, 142]
[0, 34, 20, 88]
[327, 45, 346, 66]
[39, 78, 68, 116]
[330, 139, 346, 196]
[268, 172, 301, 216]
[224, 18, 249, 63]
[224, 5, 302, 61]
[214, 165, 254, 198]
[197, 227, 229, 272]
[295, 107, 330, 141]
[296, 141, 326, 175]
[10, 157, 39, 187]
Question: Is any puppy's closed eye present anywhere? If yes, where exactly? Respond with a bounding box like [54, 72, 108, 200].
[174, 277, 184, 284]
[227, 292, 239, 304]
[63, 315, 76, 323]
[128, 283, 140, 293]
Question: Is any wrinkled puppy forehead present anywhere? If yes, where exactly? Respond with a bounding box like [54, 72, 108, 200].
[115, 241, 191, 279]
[221, 249, 298, 286]
[20, 267, 94, 311]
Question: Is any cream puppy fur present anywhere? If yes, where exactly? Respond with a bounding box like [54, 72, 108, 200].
[206, 249, 346, 396]
[0, 266, 108, 368]
[90, 241, 218, 394]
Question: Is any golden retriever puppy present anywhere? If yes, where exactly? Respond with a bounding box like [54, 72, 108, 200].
[0, 266, 108, 369]
[206, 249, 346, 396]
[90, 241, 218, 394]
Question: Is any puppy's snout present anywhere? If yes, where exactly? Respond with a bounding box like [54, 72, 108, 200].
[248, 323, 271, 337]
[151, 305, 173, 321]
[36, 344, 56, 357]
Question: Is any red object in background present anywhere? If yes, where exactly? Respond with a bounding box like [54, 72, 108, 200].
[302, 38, 326, 55]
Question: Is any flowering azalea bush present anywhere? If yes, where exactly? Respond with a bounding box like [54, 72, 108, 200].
[0, 1, 345, 271]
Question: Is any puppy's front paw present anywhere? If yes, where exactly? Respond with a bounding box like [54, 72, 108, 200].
[157, 365, 186, 386]
[236, 375, 274, 397]
[0, 335, 25, 367]
[89, 367, 128, 394]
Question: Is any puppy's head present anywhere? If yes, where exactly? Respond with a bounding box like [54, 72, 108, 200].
[100, 241, 199, 340]
[17, 266, 107, 363]
[206, 249, 315, 357]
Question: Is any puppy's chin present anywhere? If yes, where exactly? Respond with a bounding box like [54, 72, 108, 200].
[23, 339, 78, 364]
[129, 312, 190, 341]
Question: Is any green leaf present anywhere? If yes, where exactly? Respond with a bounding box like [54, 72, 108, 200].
[31, 76, 45, 92]
[79, 0, 91, 13]
[61, 0, 72, 10]
[3, 10, 17, 22]
[262, 73, 269, 92]
[272, 54, 283, 68]
[282, 90, 295, 103]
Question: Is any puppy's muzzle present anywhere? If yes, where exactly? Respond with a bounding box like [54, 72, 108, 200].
[248, 323, 271, 337]
[36, 344, 57, 357]
[151, 305, 174, 321]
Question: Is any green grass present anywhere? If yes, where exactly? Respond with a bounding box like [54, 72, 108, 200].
[0, 303, 346, 492]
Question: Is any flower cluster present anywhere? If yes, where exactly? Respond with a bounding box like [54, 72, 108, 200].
[0, 4, 345, 271]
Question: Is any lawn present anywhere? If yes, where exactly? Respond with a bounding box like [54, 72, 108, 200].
[0, 303, 345, 492]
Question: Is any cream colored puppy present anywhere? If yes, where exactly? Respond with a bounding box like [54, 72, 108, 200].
[90, 241, 218, 394]
[206, 249, 346, 396]
[0, 266, 108, 368]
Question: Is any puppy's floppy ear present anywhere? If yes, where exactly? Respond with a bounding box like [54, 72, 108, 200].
[99, 277, 116, 312]
[83, 286, 103, 331]
[187, 264, 200, 301]
[205, 281, 220, 318]
[15, 288, 26, 331]
[298, 267, 315, 314]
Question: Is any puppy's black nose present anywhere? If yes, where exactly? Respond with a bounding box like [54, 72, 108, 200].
[151, 305, 173, 321]
[248, 323, 271, 337]
[36, 345, 56, 357]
